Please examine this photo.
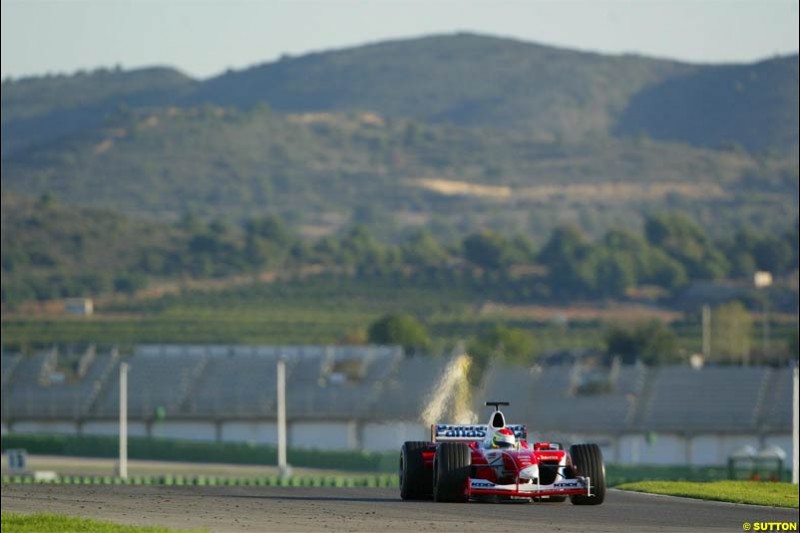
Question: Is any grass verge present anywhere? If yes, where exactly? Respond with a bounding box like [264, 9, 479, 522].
[1, 513, 206, 533]
[616, 481, 799, 508]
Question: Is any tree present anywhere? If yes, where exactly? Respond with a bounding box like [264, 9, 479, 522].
[245, 215, 290, 246]
[463, 230, 510, 270]
[367, 313, 431, 354]
[538, 225, 595, 296]
[645, 212, 706, 247]
[339, 225, 392, 272]
[640, 248, 688, 289]
[644, 212, 729, 280]
[466, 325, 537, 384]
[507, 235, 537, 264]
[605, 320, 678, 365]
[479, 325, 536, 364]
[245, 214, 291, 268]
[710, 301, 752, 364]
[538, 224, 590, 266]
[591, 249, 637, 298]
[402, 229, 449, 267]
[752, 237, 792, 273]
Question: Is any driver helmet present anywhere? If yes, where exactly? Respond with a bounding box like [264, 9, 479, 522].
[491, 427, 517, 449]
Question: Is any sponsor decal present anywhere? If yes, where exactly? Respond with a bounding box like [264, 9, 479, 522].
[436, 425, 487, 439]
[553, 481, 581, 488]
[506, 425, 527, 439]
[471, 480, 496, 488]
[536, 454, 562, 461]
[434, 424, 527, 439]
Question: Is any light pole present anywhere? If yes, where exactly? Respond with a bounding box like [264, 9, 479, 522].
[118, 362, 129, 480]
[277, 358, 291, 478]
[754, 271, 772, 363]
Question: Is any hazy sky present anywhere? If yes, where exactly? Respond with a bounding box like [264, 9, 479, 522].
[2, 0, 798, 80]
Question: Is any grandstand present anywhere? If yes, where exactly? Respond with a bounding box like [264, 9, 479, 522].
[1, 346, 796, 468]
[479, 361, 795, 467]
[1, 344, 443, 449]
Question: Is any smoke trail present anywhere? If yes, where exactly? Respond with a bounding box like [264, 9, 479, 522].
[420, 354, 476, 426]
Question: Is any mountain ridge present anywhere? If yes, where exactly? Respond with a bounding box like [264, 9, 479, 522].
[2, 32, 797, 157]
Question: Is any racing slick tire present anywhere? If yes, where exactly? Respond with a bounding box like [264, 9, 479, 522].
[400, 441, 433, 500]
[433, 442, 471, 503]
[569, 443, 606, 505]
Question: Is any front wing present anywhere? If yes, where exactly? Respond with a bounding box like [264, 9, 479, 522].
[468, 476, 594, 499]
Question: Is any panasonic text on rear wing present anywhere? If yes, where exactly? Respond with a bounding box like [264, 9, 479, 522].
[431, 424, 527, 442]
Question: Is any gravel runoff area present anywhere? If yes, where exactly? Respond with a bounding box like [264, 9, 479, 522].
[3, 484, 799, 533]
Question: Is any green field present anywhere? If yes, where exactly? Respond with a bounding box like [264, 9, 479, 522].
[7, 314, 793, 354]
[3, 274, 797, 371]
[1, 513, 205, 533]
[616, 481, 799, 508]
[0, 313, 611, 352]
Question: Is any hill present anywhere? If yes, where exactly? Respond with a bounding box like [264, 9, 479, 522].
[189, 33, 689, 141]
[2, 34, 797, 156]
[3, 106, 797, 242]
[1, 193, 183, 303]
[616, 55, 799, 153]
[1, 66, 195, 156]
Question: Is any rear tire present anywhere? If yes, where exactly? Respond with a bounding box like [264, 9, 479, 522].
[569, 443, 606, 505]
[433, 442, 471, 503]
[400, 441, 432, 500]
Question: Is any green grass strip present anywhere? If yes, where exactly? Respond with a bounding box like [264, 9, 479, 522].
[616, 481, 799, 508]
[1, 513, 208, 533]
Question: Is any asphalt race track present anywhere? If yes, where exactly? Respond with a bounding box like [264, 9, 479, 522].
[2, 484, 797, 532]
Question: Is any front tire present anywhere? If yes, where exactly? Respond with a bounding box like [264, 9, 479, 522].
[569, 443, 606, 505]
[400, 441, 432, 500]
[433, 442, 471, 503]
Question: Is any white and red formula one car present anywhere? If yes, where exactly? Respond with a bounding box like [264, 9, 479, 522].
[400, 402, 606, 504]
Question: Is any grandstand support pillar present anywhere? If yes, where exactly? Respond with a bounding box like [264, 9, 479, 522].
[118, 362, 129, 480]
[792, 366, 798, 485]
[277, 358, 291, 478]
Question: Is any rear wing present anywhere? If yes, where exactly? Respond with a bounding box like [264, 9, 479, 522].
[432, 424, 528, 443]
